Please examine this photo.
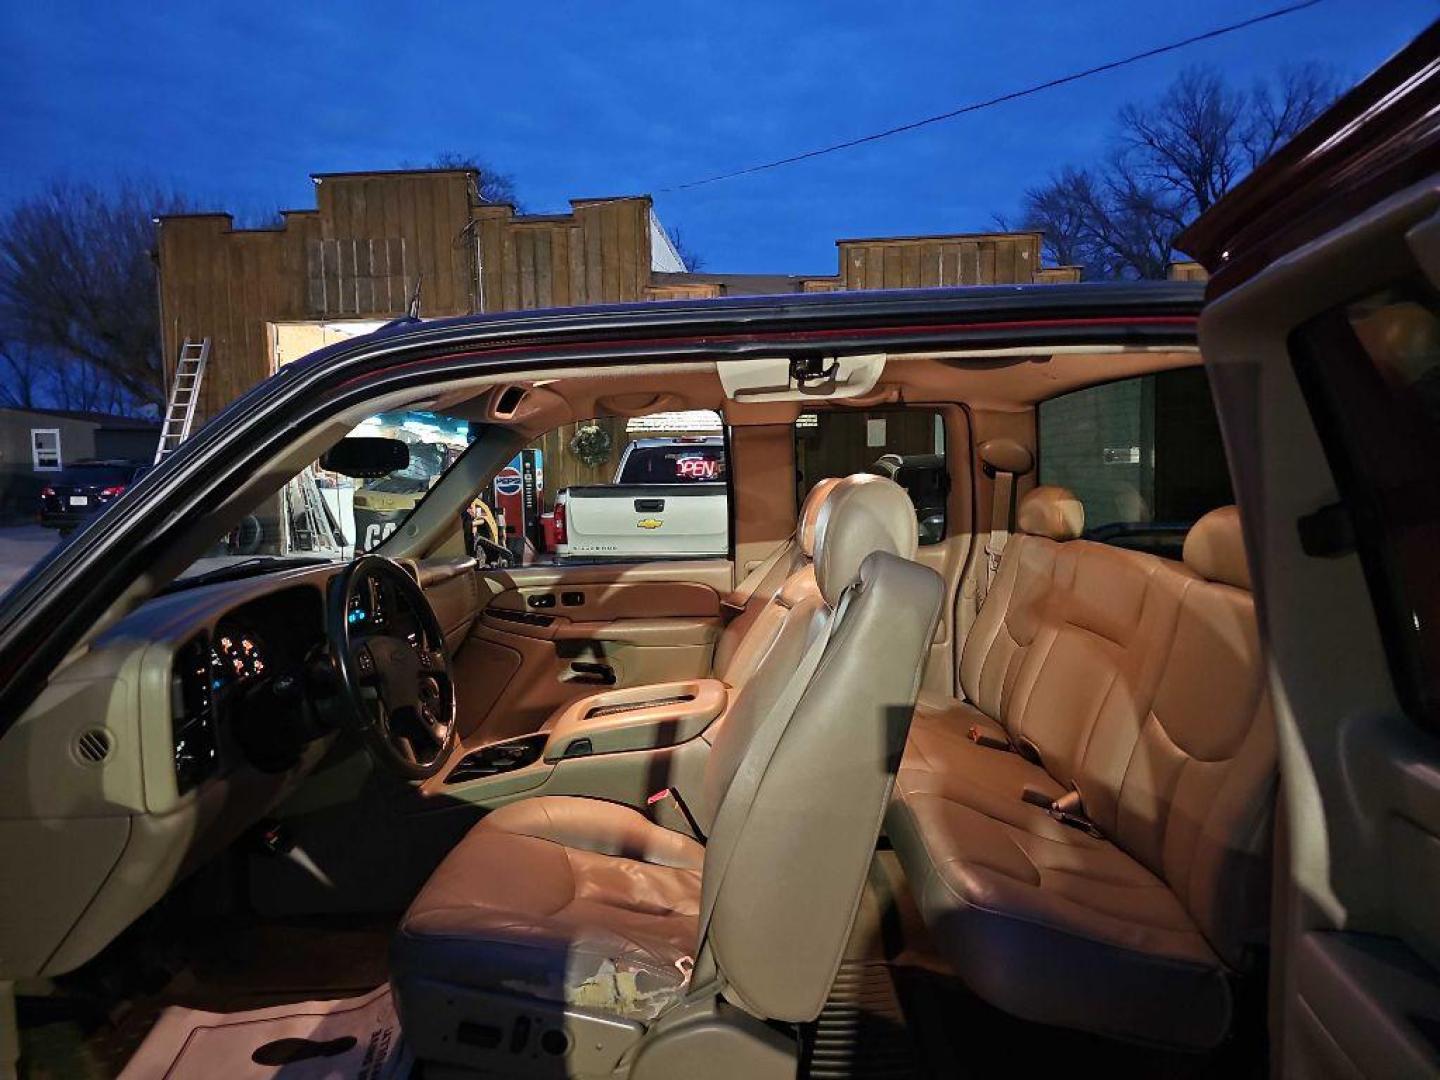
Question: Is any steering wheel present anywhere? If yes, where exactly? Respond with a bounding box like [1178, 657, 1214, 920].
[327, 555, 457, 780]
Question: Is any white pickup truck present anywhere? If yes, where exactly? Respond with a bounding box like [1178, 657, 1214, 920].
[553, 437, 729, 560]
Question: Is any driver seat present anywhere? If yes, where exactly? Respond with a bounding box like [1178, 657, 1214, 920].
[391, 475, 943, 1078]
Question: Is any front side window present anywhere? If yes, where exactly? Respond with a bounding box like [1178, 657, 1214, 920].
[1293, 280, 1440, 731]
[512, 410, 731, 563]
[1038, 367, 1233, 558]
[795, 408, 947, 544]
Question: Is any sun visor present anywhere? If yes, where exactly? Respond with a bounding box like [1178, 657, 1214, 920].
[717, 354, 886, 404]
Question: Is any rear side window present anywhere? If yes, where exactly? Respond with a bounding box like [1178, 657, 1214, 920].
[1038, 367, 1233, 559]
[795, 408, 947, 545]
[512, 410, 732, 563]
[1292, 281, 1440, 731]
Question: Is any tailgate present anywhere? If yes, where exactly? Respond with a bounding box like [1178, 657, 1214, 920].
[564, 484, 728, 557]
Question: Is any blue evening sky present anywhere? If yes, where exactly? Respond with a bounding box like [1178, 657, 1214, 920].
[2, 1, 1434, 274]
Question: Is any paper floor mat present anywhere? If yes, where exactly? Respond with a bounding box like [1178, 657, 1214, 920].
[118, 984, 411, 1079]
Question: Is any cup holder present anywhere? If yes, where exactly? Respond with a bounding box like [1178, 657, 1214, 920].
[446, 733, 548, 785]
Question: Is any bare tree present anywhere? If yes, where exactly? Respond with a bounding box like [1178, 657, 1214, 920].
[664, 225, 705, 272]
[1241, 62, 1343, 168]
[0, 181, 194, 410]
[1005, 63, 1341, 279]
[0, 341, 46, 409]
[1119, 67, 1248, 216]
[422, 153, 522, 208]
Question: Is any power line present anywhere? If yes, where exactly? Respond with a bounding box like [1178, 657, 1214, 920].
[662, 0, 1330, 193]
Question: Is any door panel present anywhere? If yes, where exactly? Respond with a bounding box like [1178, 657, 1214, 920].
[486, 579, 720, 620]
[1199, 172, 1440, 1077]
[454, 559, 731, 742]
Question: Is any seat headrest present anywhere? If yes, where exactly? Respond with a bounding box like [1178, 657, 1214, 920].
[798, 477, 841, 558]
[1183, 506, 1251, 590]
[979, 438, 1035, 476]
[812, 474, 918, 607]
[1017, 486, 1084, 541]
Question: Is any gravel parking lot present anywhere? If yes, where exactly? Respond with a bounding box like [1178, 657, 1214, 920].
[0, 525, 60, 594]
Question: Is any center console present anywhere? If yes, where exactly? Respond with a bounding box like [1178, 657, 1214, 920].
[438, 679, 729, 796]
[541, 680, 728, 762]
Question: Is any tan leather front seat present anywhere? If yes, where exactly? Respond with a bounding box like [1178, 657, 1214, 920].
[392, 475, 943, 1076]
[710, 475, 839, 687]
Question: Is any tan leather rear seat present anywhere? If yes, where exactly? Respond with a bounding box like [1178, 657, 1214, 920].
[887, 496, 1274, 1050]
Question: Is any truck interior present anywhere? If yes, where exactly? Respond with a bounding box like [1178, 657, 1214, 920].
[0, 331, 1281, 1079]
[5, 27, 1440, 1079]
[4, 173, 1440, 1080]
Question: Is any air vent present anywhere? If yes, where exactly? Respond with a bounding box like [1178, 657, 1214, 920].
[493, 385, 527, 418]
[74, 728, 115, 765]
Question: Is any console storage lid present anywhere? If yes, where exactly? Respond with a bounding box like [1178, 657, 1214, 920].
[543, 679, 729, 763]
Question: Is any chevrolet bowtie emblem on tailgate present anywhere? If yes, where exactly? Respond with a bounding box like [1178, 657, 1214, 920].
[636, 518, 663, 529]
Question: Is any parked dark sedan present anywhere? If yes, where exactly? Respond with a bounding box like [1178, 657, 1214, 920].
[37, 460, 148, 534]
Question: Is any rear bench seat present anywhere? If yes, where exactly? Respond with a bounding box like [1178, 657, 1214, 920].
[887, 488, 1275, 1050]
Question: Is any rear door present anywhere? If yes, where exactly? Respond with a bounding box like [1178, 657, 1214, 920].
[1181, 28, 1440, 1078]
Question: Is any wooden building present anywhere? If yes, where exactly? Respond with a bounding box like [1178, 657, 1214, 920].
[156, 168, 1081, 420]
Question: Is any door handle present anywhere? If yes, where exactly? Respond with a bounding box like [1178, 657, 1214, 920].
[567, 662, 616, 685]
[634, 498, 665, 513]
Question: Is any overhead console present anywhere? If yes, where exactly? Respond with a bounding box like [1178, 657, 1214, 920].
[717, 353, 886, 403]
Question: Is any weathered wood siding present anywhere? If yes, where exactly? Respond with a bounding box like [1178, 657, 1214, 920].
[158, 167, 1081, 424]
[476, 198, 652, 312]
[837, 232, 1043, 289]
[1167, 261, 1209, 282]
[158, 172, 656, 420]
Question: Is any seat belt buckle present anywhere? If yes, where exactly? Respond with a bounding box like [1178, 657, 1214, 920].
[967, 725, 1011, 751]
[1047, 789, 1103, 838]
[647, 787, 706, 841]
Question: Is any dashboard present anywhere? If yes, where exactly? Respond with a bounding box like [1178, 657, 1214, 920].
[0, 554, 481, 983]
[169, 583, 334, 791]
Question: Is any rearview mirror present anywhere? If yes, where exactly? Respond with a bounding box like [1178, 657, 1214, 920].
[320, 437, 409, 479]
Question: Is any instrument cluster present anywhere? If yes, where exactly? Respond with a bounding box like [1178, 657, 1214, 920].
[211, 624, 267, 685]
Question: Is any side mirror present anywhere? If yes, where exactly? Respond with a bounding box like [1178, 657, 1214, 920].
[320, 437, 409, 479]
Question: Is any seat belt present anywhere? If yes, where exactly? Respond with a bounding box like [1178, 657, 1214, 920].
[720, 532, 795, 619]
[692, 585, 856, 958]
[977, 468, 1016, 608]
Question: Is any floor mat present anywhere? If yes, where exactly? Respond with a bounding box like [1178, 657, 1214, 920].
[117, 985, 411, 1080]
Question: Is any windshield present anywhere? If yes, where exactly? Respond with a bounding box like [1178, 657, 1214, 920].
[169, 408, 474, 584]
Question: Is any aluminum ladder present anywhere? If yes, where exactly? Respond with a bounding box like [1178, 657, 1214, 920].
[154, 338, 210, 464]
[285, 468, 345, 554]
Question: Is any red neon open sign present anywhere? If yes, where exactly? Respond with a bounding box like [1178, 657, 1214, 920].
[675, 456, 720, 479]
